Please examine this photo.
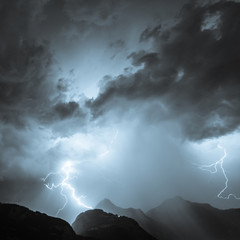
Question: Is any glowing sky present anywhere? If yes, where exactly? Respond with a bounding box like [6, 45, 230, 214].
[1, 0, 240, 223]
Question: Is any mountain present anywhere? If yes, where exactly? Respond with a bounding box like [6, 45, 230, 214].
[72, 209, 157, 240]
[0, 202, 96, 240]
[3, 198, 240, 240]
[96, 198, 151, 228]
[96, 197, 240, 240]
[0, 202, 78, 240]
[147, 196, 240, 240]
[95, 199, 171, 240]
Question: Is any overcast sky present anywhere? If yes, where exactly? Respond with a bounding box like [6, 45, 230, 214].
[1, 0, 240, 223]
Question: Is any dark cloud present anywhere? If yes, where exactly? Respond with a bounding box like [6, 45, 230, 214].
[0, 0, 91, 129]
[3, 0, 240, 224]
[90, 1, 240, 141]
[109, 40, 125, 48]
[139, 24, 162, 42]
[0, 1, 90, 211]
[0, 0, 189, 128]
[54, 102, 79, 119]
[54, 101, 87, 120]
[64, 0, 118, 25]
[33, 0, 120, 44]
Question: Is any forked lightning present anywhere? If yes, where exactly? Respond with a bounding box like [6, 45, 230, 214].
[42, 161, 92, 215]
[199, 144, 240, 200]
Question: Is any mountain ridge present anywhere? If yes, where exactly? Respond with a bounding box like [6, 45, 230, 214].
[0, 202, 78, 240]
[72, 208, 157, 240]
[95, 198, 172, 240]
[2, 197, 240, 240]
[95, 197, 240, 240]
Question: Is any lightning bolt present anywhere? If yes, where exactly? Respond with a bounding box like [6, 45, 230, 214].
[42, 129, 118, 214]
[42, 161, 92, 216]
[199, 144, 240, 200]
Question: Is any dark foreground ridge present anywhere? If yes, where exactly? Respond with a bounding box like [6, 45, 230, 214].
[95, 198, 171, 239]
[0, 202, 157, 240]
[72, 209, 157, 240]
[2, 197, 240, 240]
[0, 202, 77, 240]
[0, 202, 98, 240]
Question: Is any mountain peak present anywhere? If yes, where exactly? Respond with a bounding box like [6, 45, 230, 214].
[96, 198, 116, 209]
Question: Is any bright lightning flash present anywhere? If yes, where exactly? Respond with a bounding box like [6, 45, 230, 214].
[199, 144, 240, 200]
[42, 161, 92, 215]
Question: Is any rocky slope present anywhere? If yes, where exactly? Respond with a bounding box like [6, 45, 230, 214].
[0, 202, 77, 240]
[0, 202, 98, 240]
[72, 209, 157, 240]
[95, 198, 171, 240]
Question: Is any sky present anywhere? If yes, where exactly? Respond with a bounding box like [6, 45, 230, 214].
[1, 0, 240, 223]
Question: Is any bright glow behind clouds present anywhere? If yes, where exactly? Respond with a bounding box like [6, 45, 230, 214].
[2, 0, 240, 225]
[40, 126, 119, 218]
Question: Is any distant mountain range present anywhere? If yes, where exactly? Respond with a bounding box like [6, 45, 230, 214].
[95, 197, 240, 240]
[1, 197, 240, 240]
[147, 196, 240, 240]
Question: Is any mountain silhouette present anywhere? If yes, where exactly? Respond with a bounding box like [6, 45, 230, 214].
[2, 198, 240, 240]
[95, 198, 171, 239]
[96, 198, 151, 227]
[0, 202, 95, 240]
[96, 197, 240, 240]
[147, 196, 240, 240]
[72, 209, 157, 240]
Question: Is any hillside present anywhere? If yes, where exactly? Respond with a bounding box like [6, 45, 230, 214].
[72, 209, 157, 240]
[147, 196, 240, 240]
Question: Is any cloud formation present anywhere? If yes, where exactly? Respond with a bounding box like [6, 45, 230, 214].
[1, 0, 240, 223]
[90, 1, 240, 141]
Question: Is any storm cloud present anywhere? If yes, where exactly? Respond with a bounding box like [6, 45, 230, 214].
[90, 1, 240, 141]
[1, 0, 240, 223]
